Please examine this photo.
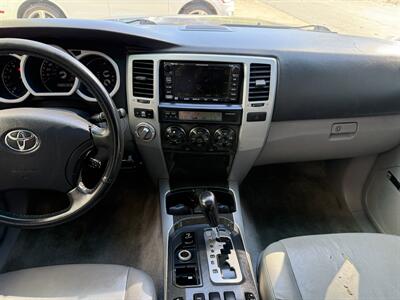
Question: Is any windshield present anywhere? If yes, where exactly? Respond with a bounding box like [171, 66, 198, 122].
[1, 0, 399, 40]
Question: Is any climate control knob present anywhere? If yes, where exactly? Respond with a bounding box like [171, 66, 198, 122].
[189, 127, 211, 149]
[214, 127, 236, 150]
[165, 126, 186, 145]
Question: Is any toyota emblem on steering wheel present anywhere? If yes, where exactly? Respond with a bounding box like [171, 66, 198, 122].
[4, 129, 40, 153]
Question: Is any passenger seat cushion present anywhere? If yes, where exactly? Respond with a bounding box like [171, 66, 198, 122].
[258, 233, 400, 300]
[0, 264, 156, 300]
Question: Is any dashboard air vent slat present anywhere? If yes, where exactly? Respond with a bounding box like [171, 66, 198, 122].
[132, 60, 154, 98]
[248, 63, 271, 102]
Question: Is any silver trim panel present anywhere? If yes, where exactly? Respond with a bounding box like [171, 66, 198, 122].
[20, 54, 79, 97]
[127, 53, 278, 182]
[204, 228, 243, 284]
[76, 50, 120, 102]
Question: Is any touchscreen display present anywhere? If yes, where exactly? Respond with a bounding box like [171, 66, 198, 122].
[173, 64, 231, 99]
[178, 111, 222, 121]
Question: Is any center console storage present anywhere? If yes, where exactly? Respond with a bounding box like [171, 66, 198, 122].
[166, 188, 236, 216]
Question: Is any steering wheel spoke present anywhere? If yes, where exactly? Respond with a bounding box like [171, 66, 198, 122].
[91, 125, 112, 161]
[0, 186, 93, 228]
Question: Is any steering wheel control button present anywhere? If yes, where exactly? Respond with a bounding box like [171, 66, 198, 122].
[135, 123, 156, 141]
[178, 249, 192, 262]
[4, 129, 40, 153]
[134, 108, 154, 119]
[87, 157, 102, 169]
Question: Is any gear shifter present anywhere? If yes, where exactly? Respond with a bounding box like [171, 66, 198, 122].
[198, 191, 220, 238]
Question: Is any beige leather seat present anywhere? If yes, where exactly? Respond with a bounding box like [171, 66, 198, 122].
[0, 264, 156, 299]
[258, 233, 400, 300]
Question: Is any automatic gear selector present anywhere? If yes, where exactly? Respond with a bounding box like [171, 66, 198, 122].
[198, 190, 220, 237]
[198, 190, 243, 284]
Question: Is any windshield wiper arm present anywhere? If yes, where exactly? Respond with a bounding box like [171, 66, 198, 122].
[114, 17, 157, 25]
[292, 24, 332, 32]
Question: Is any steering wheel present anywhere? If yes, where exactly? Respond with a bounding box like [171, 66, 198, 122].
[0, 39, 124, 228]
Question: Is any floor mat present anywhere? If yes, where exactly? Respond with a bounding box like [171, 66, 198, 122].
[2, 173, 163, 297]
[239, 162, 364, 270]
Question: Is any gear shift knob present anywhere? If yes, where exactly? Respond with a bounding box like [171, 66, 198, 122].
[198, 191, 219, 228]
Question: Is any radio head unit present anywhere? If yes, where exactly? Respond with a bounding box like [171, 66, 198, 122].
[160, 61, 242, 104]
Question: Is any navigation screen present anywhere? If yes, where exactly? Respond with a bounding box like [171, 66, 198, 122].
[173, 64, 231, 99]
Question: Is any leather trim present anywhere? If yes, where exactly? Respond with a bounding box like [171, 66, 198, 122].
[259, 233, 400, 300]
[0, 264, 156, 300]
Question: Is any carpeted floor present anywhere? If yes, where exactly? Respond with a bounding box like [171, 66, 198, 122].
[2, 162, 373, 297]
[239, 162, 366, 270]
[1, 173, 163, 297]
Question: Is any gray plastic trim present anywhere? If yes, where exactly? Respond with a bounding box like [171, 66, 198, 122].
[257, 115, 400, 165]
[364, 144, 400, 235]
[127, 53, 278, 182]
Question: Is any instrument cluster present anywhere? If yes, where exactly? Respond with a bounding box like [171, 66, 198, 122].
[0, 49, 120, 103]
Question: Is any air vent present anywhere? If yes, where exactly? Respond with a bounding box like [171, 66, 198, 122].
[248, 63, 271, 102]
[132, 60, 154, 98]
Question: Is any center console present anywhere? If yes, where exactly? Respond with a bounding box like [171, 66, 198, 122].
[158, 61, 243, 181]
[126, 53, 278, 300]
[166, 189, 258, 300]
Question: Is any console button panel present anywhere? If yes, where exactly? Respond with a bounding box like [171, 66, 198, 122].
[168, 224, 259, 300]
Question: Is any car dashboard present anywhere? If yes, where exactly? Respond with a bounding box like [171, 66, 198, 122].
[1, 18, 400, 182]
[1, 18, 400, 300]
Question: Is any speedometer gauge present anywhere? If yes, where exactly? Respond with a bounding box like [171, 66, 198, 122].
[77, 52, 119, 102]
[40, 60, 76, 93]
[86, 57, 116, 93]
[2, 57, 27, 98]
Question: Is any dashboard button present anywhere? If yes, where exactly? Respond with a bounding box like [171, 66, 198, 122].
[193, 293, 205, 300]
[224, 291, 236, 300]
[209, 292, 221, 300]
[245, 292, 256, 300]
[247, 112, 267, 122]
[134, 108, 154, 119]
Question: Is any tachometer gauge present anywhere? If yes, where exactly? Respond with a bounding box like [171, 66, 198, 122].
[40, 60, 76, 93]
[2, 57, 27, 98]
[77, 53, 119, 102]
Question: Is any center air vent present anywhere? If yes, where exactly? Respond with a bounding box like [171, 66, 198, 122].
[132, 60, 154, 99]
[248, 63, 271, 102]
